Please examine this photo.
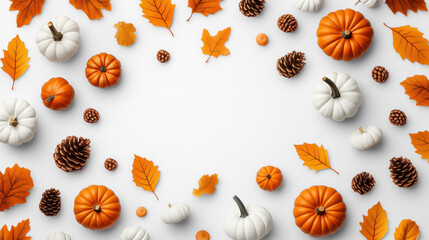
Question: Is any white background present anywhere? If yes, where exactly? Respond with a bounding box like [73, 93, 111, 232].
[1, 0, 429, 239]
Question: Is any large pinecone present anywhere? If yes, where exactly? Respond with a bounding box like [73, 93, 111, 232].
[351, 172, 375, 195]
[277, 51, 306, 78]
[39, 188, 61, 216]
[389, 157, 418, 188]
[277, 14, 298, 33]
[54, 136, 91, 172]
[239, 0, 265, 17]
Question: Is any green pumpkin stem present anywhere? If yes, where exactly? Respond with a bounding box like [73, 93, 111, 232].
[93, 205, 101, 213]
[342, 30, 352, 39]
[48, 22, 63, 41]
[9, 117, 18, 127]
[316, 206, 325, 215]
[46, 94, 55, 102]
[233, 195, 249, 218]
[322, 77, 341, 99]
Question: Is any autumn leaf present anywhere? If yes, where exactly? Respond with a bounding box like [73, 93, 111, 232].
[294, 143, 339, 174]
[0, 219, 31, 240]
[201, 27, 231, 63]
[384, 24, 429, 65]
[193, 174, 218, 197]
[1, 35, 30, 90]
[114, 22, 137, 47]
[132, 155, 160, 200]
[394, 219, 420, 240]
[140, 0, 175, 36]
[360, 202, 389, 240]
[187, 0, 222, 21]
[9, 0, 45, 27]
[409, 131, 429, 162]
[69, 0, 111, 20]
[0, 164, 34, 211]
[385, 0, 427, 15]
[401, 75, 429, 106]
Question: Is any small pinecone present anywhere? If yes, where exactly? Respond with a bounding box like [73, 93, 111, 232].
[39, 188, 61, 216]
[277, 51, 306, 78]
[277, 14, 298, 33]
[157, 50, 170, 63]
[389, 109, 407, 126]
[104, 158, 118, 171]
[351, 172, 375, 195]
[239, 0, 265, 17]
[54, 136, 91, 172]
[372, 66, 389, 83]
[389, 157, 418, 188]
[83, 108, 100, 123]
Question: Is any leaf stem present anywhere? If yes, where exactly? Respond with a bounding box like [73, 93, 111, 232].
[383, 23, 392, 29]
[330, 167, 339, 175]
[206, 55, 211, 63]
[187, 12, 194, 21]
[168, 27, 174, 37]
[153, 191, 159, 200]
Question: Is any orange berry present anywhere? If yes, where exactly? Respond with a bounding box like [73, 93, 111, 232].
[196, 230, 210, 240]
[136, 206, 147, 218]
[256, 33, 268, 46]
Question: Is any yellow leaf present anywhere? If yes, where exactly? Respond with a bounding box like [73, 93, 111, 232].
[294, 143, 339, 174]
[9, 0, 45, 27]
[132, 155, 160, 200]
[187, 0, 222, 21]
[140, 0, 175, 36]
[114, 21, 137, 47]
[1, 35, 30, 90]
[201, 27, 231, 63]
[360, 202, 389, 240]
[394, 219, 420, 240]
[410, 131, 429, 162]
[193, 174, 218, 197]
[69, 0, 111, 20]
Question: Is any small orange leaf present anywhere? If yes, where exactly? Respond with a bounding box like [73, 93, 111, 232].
[201, 27, 231, 63]
[394, 219, 420, 240]
[0, 219, 31, 240]
[69, 0, 111, 20]
[193, 174, 218, 197]
[140, 0, 175, 36]
[1, 35, 30, 90]
[360, 202, 389, 240]
[401, 75, 429, 106]
[294, 143, 339, 174]
[114, 22, 137, 47]
[187, 0, 222, 21]
[9, 0, 45, 27]
[0, 164, 34, 211]
[132, 155, 160, 200]
[410, 131, 429, 161]
[385, 0, 427, 15]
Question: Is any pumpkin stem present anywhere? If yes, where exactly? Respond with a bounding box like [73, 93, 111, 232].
[48, 22, 63, 41]
[93, 205, 101, 213]
[9, 117, 18, 127]
[168, 203, 172, 208]
[355, 0, 361, 5]
[233, 195, 249, 218]
[341, 30, 352, 39]
[359, 127, 365, 134]
[100, 66, 107, 72]
[322, 77, 341, 99]
[266, 174, 271, 179]
[316, 206, 325, 215]
[46, 94, 55, 102]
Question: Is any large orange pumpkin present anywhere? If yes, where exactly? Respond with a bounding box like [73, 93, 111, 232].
[41, 77, 75, 111]
[293, 185, 347, 237]
[74, 185, 121, 230]
[316, 9, 373, 61]
[85, 53, 121, 88]
[256, 166, 283, 191]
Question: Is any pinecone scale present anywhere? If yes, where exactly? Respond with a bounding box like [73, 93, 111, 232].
[39, 188, 61, 216]
[54, 136, 91, 172]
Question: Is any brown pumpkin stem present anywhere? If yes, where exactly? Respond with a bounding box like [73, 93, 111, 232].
[100, 66, 107, 72]
[359, 127, 365, 134]
[168, 203, 172, 208]
[355, 0, 361, 5]
[266, 174, 271, 179]
[341, 30, 352, 39]
[46, 94, 55, 102]
[93, 205, 101, 213]
[9, 117, 18, 127]
[233, 195, 249, 218]
[316, 206, 325, 215]
[322, 77, 341, 99]
[48, 22, 63, 41]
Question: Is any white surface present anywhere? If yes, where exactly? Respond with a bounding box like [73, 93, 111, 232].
[1, 0, 429, 239]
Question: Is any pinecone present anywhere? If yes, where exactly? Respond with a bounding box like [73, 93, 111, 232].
[351, 172, 375, 195]
[277, 14, 298, 33]
[54, 136, 91, 172]
[372, 66, 389, 83]
[104, 158, 118, 171]
[157, 50, 170, 63]
[239, 0, 265, 17]
[389, 157, 418, 188]
[83, 108, 100, 123]
[277, 51, 306, 78]
[39, 188, 61, 216]
[389, 109, 407, 126]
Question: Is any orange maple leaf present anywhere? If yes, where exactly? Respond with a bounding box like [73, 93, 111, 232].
[9, 0, 45, 27]
[0, 164, 34, 211]
[193, 174, 218, 197]
[386, 0, 427, 15]
[114, 22, 137, 47]
[410, 131, 429, 162]
[0, 219, 31, 240]
[187, 0, 223, 21]
[394, 219, 420, 240]
[201, 27, 231, 63]
[69, 0, 111, 20]
[401, 75, 429, 106]
[360, 202, 389, 240]
[1, 35, 30, 90]
[132, 155, 160, 200]
[140, 0, 175, 36]
[294, 143, 339, 174]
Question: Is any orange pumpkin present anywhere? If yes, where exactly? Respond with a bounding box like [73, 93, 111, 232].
[316, 9, 373, 61]
[256, 166, 283, 191]
[293, 185, 347, 237]
[74, 185, 121, 230]
[41, 77, 75, 111]
[85, 53, 121, 88]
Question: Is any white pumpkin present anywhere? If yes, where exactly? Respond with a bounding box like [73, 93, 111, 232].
[36, 16, 80, 62]
[295, 0, 322, 12]
[355, 0, 381, 8]
[349, 126, 382, 150]
[312, 73, 362, 121]
[224, 196, 273, 240]
[0, 98, 37, 146]
[121, 226, 150, 240]
[46, 232, 71, 240]
[161, 203, 190, 224]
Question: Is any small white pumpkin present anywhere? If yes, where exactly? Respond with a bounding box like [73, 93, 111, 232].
[36, 16, 80, 62]
[355, 0, 381, 8]
[349, 126, 382, 150]
[46, 231, 71, 240]
[121, 226, 150, 240]
[295, 0, 322, 12]
[161, 203, 190, 224]
[224, 196, 273, 240]
[0, 98, 38, 146]
[312, 73, 362, 121]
